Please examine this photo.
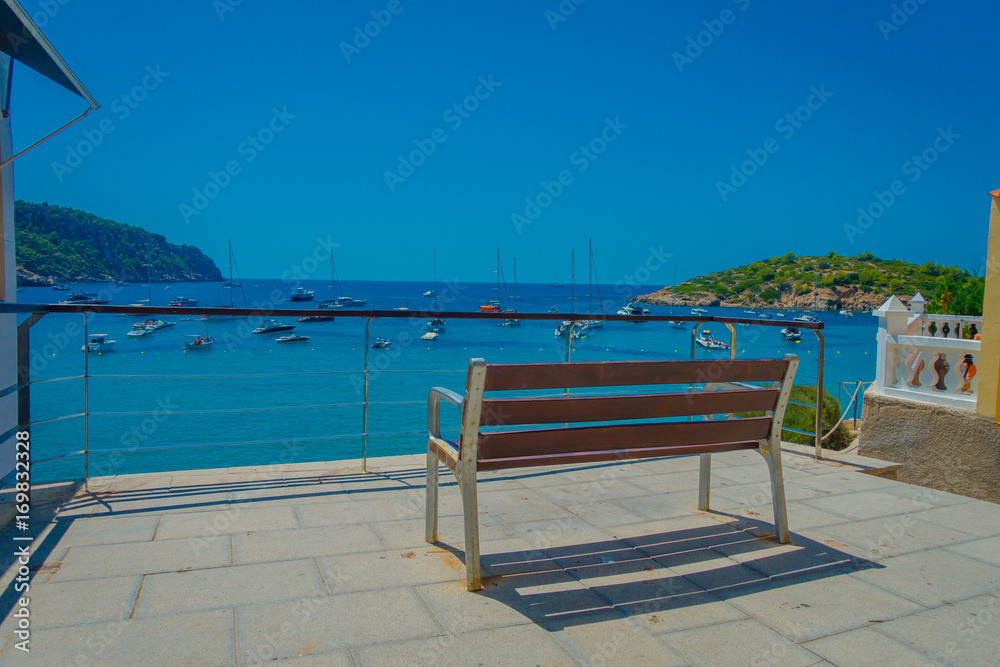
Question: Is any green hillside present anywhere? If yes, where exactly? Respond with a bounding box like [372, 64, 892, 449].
[15, 200, 222, 284]
[640, 252, 983, 315]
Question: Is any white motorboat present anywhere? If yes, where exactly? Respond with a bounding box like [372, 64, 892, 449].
[127, 327, 151, 339]
[169, 296, 199, 307]
[695, 330, 728, 350]
[287, 287, 315, 302]
[781, 327, 802, 342]
[793, 315, 819, 323]
[276, 334, 311, 343]
[371, 338, 391, 349]
[554, 321, 573, 337]
[427, 318, 446, 330]
[252, 320, 295, 334]
[63, 292, 110, 305]
[692, 308, 708, 315]
[667, 320, 686, 329]
[570, 322, 589, 339]
[617, 303, 649, 317]
[421, 331, 439, 341]
[82, 334, 116, 353]
[839, 310, 854, 318]
[184, 334, 213, 350]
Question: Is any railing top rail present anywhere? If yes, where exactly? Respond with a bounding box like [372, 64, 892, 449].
[0, 302, 825, 329]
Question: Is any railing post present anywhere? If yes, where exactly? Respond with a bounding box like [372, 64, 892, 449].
[83, 312, 90, 490]
[690, 324, 698, 360]
[725, 323, 736, 360]
[814, 330, 825, 460]
[363, 317, 371, 473]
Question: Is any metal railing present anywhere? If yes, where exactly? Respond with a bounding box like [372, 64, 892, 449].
[1, 302, 828, 485]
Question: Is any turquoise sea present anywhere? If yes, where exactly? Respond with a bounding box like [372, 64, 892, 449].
[19, 279, 878, 483]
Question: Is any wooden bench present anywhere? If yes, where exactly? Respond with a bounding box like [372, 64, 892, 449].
[425, 355, 799, 591]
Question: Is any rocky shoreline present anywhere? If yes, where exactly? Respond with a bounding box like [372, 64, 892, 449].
[638, 285, 905, 312]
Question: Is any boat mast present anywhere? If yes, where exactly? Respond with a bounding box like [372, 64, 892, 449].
[433, 248, 437, 298]
[571, 251, 575, 314]
[513, 258, 517, 313]
[228, 240, 234, 309]
[588, 239, 592, 315]
[146, 242, 152, 305]
[496, 243, 501, 305]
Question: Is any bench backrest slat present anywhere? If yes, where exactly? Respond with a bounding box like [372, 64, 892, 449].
[477, 416, 773, 461]
[479, 387, 779, 427]
[482, 359, 789, 392]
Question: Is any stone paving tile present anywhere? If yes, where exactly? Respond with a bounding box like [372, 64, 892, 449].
[233, 523, 385, 564]
[658, 617, 820, 667]
[946, 535, 1000, 568]
[796, 471, 901, 495]
[628, 455, 713, 474]
[235, 589, 442, 661]
[135, 559, 327, 617]
[478, 536, 561, 576]
[49, 535, 231, 582]
[294, 496, 424, 527]
[718, 570, 926, 642]
[371, 513, 517, 551]
[803, 516, 979, 561]
[712, 477, 839, 504]
[877, 595, 1000, 666]
[801, 627, 939, 666]
[627, 468, 717, 494]
[709, 461, 811, 486]
[875, 481, 974, 508]
[352, 623, 580, 666]
[562, 500, 650, 529]
[89, 473, 173, 493]
[154, 505, 299, 540]
[230, 481, 354, 507]
[246, 651, 354, 666]
[614, 492, 704, 522]
[509, 515, 615, 551]
[0, 634, 10, 658]
[709, 532, 860, 580]
[477, 488, 578, 523]
[0, 576, 141, 632]
[802, 489, 936, 521]
[535, 478, 651, 505]
[909, 501, 1000, 538]
[318, 547, 468, 594]
[27, 609, 234, 666]
[540, 609, 689, 666]
[416, 570, 607, 634]
[504, 460, 649, 487]
[851, 549, 1000, 607]
[87, 490, 232, 516]
[653, 549, 769, 593]
[44, 514, 160, 547]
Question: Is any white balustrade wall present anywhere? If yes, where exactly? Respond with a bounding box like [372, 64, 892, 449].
[874, 296, 981, 410]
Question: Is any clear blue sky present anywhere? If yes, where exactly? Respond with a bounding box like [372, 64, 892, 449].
[11, 0, 1000, 286]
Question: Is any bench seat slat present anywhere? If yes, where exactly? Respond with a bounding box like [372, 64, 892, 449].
[483, 358, 789, 392]
[480, 388, 779, 426]
[476, 441, 761, 471]
[477, 417, 772, 461]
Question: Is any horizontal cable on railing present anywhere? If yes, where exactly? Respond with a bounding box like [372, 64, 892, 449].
[89, 370, 357, 380]
[87, 433, 365, 455]
[782, 426, 815, 437]
[787, 400, 816, 408]
[32, 375, 85, 385]
[32, 450, 86, 465]
[31, 413, 85, 426]
[90, 402, 364, 417]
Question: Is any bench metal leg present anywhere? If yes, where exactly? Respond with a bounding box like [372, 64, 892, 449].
[459, 464, 482, 591]
[761, 447, 791, 544]
[698, 453, 712, 511]
[425, 446, 439, 544]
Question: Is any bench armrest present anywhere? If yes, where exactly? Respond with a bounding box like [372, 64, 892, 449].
[428, 386, 464, 440]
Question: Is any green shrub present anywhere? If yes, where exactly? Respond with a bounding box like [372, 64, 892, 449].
[740, 386, 851, 451]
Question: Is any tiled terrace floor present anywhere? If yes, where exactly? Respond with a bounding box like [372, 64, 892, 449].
[2, 445, 1000, 665]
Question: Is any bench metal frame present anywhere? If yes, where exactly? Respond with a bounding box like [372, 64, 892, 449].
[426, 355, 799, 591]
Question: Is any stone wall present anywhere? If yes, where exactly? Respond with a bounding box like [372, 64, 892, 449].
[859, 390, 1000, 503]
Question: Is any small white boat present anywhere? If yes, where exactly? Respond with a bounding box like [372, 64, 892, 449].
[169, 296, 198, 307]
[63, 292, 110, 305]
[421, 331, 439, 341]
[585, 319, 603, 329]
[82, 334, 116, 353]
[744, 309, 757, 315]
[793, 315, 819, 323]
[695, 330, 728, 350]
[127, 328, 151, 339]
[617, 302, 650, 316]
[839, 310, 854, 318]
[554, 321, 572, 337]
[427, 318, 446, 330]
[335, 296, 367, 307]
[781, 327, 802, 342]
[667, 320, 685, 329]
[692, 308, 708, 315]
[776, 312, 786, 318]
[498, 318, 521, 327]
[253, 320, 295, 334]
[276, 334, 311, 343]
[570, 322, 589, 339]
[298, 314, 336, 322]
[758, 313, 772, 319]
[371, 338, 391, 349]
[184, 334, 213, 350]
[287, 287, 315, 302]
